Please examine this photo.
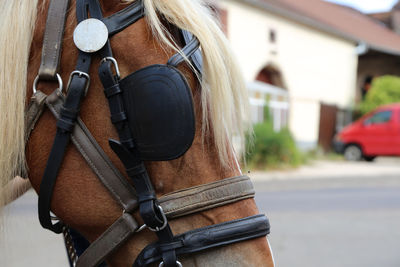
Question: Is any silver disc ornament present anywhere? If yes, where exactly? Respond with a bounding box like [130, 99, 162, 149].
[73, 18, 108, 53]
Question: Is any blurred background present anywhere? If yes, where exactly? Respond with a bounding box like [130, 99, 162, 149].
[2, 0, 400, 266]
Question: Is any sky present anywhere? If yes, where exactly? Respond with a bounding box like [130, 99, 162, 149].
[325, 0, 398, 13]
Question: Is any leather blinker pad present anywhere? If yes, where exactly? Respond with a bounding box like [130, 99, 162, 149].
[120, 64, 195, 161]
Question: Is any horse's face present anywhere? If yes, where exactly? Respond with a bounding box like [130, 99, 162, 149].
[21, 0, 276, 266]
[27, 0, 225, 245]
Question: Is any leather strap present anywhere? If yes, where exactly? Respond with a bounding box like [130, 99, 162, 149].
[72, 176, 255, 267]
[25, 91, 48, 142]
[39, 0, 93, 234]
[99, 62, 135, 148]
[26, 91, 257, 266]
[181, 30, 202, 75]
[38, 72, 89, 233]
[45, 91, 138, 212]
[38, 0, 70, 80]
[133, 214, 270, 266]
[33, 92, 255, 219]
[160, 175, 255, 219]
[102, 0, 144, 36]
[76, 213, 138, 267]
[167, 36, 200, 67]
[108, 141, 178, 267]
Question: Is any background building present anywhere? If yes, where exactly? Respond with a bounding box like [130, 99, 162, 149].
[214, 0, 400, 151]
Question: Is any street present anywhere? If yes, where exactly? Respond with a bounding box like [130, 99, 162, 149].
[1, 158, 400, 266]
[254, 176, 400, 267]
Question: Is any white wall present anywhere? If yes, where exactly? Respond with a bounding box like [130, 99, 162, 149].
[220, 0, 358, 148]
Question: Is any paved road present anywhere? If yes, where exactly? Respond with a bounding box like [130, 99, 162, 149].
[1, 158, 400, 266]
[0, 191, 69, 267]
[254, 175, 400, 267]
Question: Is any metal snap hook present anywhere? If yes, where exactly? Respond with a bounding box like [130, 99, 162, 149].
[148, 205, 168, 232]
[33, 73, 63, 94]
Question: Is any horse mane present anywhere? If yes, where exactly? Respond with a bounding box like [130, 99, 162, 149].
[0, 0, 39, 210]
[132, 0, 251, 166]
[0, 0, 250, 212]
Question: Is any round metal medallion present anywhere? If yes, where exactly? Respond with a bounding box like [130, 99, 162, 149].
[73, 18, 108, 53]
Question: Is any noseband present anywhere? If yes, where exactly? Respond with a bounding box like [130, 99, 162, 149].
[28, 0, 271, 266]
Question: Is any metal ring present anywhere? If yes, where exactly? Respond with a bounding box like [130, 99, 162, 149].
[159, 261, 182, 267]
[101, 56, 121, 79]
[148, 205, 168, 232]
[33, 73, 63, 94]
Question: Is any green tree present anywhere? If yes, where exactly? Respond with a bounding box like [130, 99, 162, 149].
[359, 75, 400, 115]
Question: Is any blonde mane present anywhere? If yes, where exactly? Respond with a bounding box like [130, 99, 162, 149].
[0, 0, 38, 212]
[140, 0, 251, 166]
[0, 0, 250, 212]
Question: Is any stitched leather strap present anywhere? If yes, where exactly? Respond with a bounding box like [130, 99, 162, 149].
[73, 176, 255, 267]
[38, 72, 90, 233]
[25, 91, 48, 142]
[33, 92, 255, 219]
[133, 214, 270, 266]
[39, 0, 93, 234]
[28, 92, 257, 264]
[76, 213, 138, 267]
[38, 0, 70, 80]
[102, 0, 144, 36]
[181, 30, 202, 75]
[160, 175, 255, 219]
[167, 35, 200, 67]
[45, 91, 138, 212]
[108, 141, 178, 267]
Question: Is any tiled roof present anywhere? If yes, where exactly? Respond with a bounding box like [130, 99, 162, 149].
[239, 0, 400, 55]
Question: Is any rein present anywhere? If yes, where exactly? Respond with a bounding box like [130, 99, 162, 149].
[28, 0, 271, 266]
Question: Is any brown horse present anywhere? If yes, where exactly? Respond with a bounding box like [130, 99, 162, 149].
[0, 0, 274, 266]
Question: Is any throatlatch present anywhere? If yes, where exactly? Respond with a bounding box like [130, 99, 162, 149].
[35, 0, 271, 266]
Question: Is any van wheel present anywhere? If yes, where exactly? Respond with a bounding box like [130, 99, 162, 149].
[344, 145, 362, 161]
[363, 156, 376, 162]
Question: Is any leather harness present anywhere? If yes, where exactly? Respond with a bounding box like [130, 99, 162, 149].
[27, 0, 271, 266]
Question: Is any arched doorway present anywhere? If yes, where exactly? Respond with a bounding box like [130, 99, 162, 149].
[249, 64, 289, 131]
[255, 64, 286, 88]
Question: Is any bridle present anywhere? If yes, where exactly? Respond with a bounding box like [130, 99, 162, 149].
[26, 0, 271, 266]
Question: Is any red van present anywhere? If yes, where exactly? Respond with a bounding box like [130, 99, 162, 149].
[333, 103, 400, 161]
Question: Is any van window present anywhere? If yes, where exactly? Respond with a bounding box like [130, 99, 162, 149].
[364, 110, 392, 125]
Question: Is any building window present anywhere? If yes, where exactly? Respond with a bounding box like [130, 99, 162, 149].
[269, 29, 276, 43]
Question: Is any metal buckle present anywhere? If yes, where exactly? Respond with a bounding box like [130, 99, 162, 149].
[66, 71, 91, 96]
[101, 56, 121, 79]
[134, 205, 168, 233]
[159, 261, 182, 267]
[33, 73, 63, 94]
